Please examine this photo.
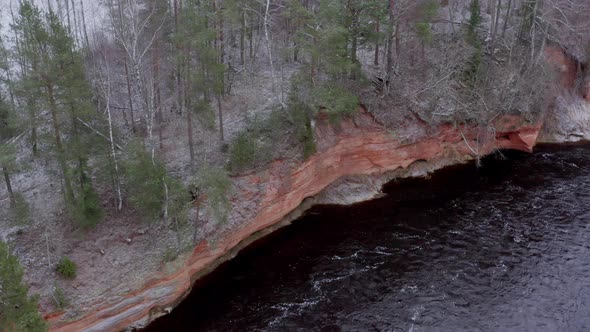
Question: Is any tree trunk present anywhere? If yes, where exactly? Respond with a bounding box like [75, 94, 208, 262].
[124, 59, 136, 132]
[240, 9, 246, 65]
[152, 39, 163, 149]
[489, 0, 496, 34]
[395, 20, 400, 57]
[188, 108, 195, 163]
[217, 95, 224, 142]
[502, 0, 512, 38]
[174, 0, 183, 115]
[28, 98, 38, 157]
[386, 0, 396, 80]
[311, 35, 317, 85]
[2, 166, 15, 207]
[351, 34, 358, 64]
[192, 197, 201, 244]
[186, 52, 195, 163]
[47, 82, 75, 203]
[219, 1, 225, 66]
[79, 0, 90, 49]
[374, 17, 380, 66]
[248, 13, 253, 60]
[70, 0, 80, 47]
[490, 0, 502, 52]
[104, 62, 123, 211]
[263, 0, 277, 93]
[65, 0, 71, 35]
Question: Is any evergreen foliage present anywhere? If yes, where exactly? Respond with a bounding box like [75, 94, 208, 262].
[52, 287, 69, 310]
[228, 132, 258, 173]
[415, 0, 439, 45]
[0, 0, 584, 315]
[313, 83, 359, 122]
[13, 1, 104, 228]
[0, 241, 47, 332]
[56, 257, 77, 279]
[124, 142, 187, 223]
[197, 168, 232, 225]
[464, 0, 483, 85]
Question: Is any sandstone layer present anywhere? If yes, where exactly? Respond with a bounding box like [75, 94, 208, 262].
[46, 108, 541, 332]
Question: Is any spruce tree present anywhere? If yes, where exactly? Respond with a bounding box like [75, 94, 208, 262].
[0, 241, 47, 332]
[178, 0, 226, 144]
[13, 1, 103, 228]
[0, 93, 17, 207]
[465, 0, 483, 85]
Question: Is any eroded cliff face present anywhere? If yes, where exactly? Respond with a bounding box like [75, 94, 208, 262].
[540, 46, 590, 142]
[46, 108, 541, 332]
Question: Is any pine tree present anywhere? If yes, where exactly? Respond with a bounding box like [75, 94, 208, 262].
[286, 0, 360, 114]
[124, 141, 188, 224]
[464, 0, 483, 85]
[13, 1, 103, 228]
[0, 93, 17, 207]
[0, 241, 47, 332]
[468, 0, 482, 41]
[0, 26, 31, 220]
[10, 1, 45, 157]
[178, 0, 226, 144]
[415, 0, 439, 58]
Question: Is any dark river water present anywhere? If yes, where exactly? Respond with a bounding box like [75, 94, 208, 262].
[146, 144, 590, 332]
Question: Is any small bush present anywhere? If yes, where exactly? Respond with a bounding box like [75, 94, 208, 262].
[197, 168, 231, 225]
[124, 142, 168, 222]
[56, 257, 77, 279]
[52, 287, 69, 310]
[124, 141, 189, 224]
[288, 100, 317, 159]
[70, 173, 103, 229]
[228, 132, 258, 172]
[162, 247, 179, 263]
[313, 83, 359, 123]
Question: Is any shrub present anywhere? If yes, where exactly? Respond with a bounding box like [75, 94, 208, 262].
[313, 83, 359, 123]
[228, 132, 258, 172]
[197, 168, 231, 225]
[162, 247, 179, 263]
[288, 97, 317, 159]
[52, 287, 69, 310]
[70, 173, 103, 229]
[124, 141, 189, 224]
[124, 142, 169, 222]
[56, 257, 77, 279]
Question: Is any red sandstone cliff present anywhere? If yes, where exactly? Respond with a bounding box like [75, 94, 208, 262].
[540, 46, 590, 142]
[46, 109, 540, 332]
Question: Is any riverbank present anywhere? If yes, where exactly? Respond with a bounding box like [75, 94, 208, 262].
[146, 143, 590, 331]
[46, 108, 541, 331]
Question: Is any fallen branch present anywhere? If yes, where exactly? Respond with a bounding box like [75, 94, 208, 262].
[459, 126, 482, 167]
[414, 71, 453, 97]
[77, 117, 124, 151]
[2, 130, 29, 146]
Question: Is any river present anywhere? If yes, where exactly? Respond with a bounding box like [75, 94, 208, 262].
[146, 143, 590, 331]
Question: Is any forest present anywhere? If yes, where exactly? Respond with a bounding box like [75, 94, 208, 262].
[1, 0, 589, 330]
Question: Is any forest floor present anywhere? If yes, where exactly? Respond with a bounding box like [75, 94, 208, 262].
[0, 54, 306, 316]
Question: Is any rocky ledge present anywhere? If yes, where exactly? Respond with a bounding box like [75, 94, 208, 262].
[46, 108, 541, 332]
